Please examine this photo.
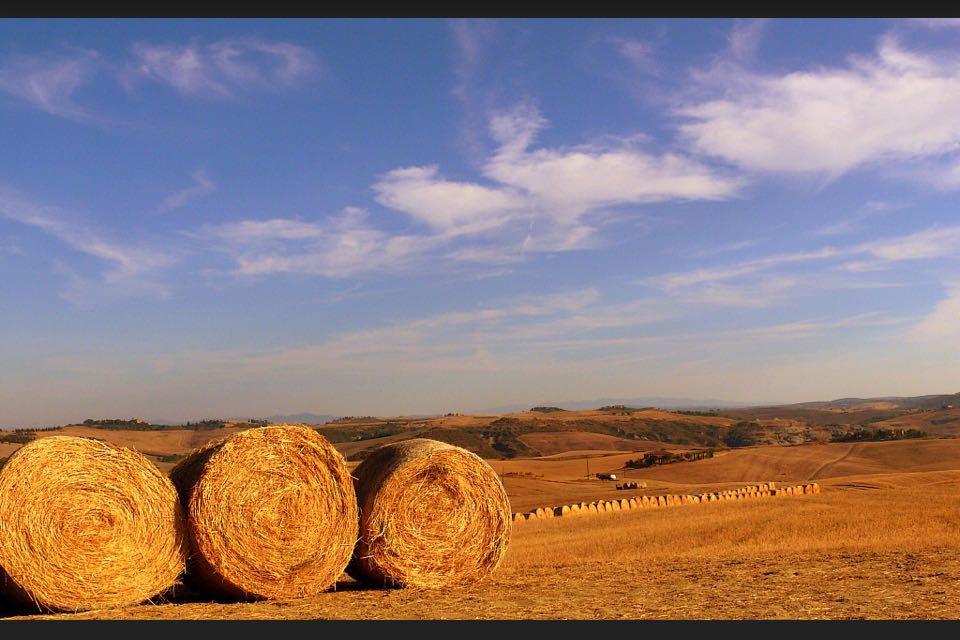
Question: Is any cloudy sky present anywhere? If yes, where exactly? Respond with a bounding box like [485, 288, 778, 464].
[2, 18, 960, 426]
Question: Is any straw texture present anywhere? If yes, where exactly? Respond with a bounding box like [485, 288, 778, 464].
[170, 425, 357, 600]
[348, 438, 511, 589]
[0, 436, 186, 612]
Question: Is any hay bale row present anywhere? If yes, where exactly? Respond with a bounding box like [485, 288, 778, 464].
[512, 481, 822, 525]
[0, 430, 513, 613]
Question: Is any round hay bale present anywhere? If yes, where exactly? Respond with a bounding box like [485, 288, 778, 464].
[588, 503, 599, 514]
[512, 512, 526, 522]
[570, 504, 581, 516]
[619, 499, 631, 510]
[348, 438, 510, 589]
[609, 500, 621, 512]
[0, 436, 186, 612]
[171, 425, 357, 600]
[628, 498, 638, 509]
[543, 506, 555, 519]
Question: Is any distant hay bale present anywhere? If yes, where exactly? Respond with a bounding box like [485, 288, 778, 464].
[811, 482, 821, 494]
[0, 436, 185, 612]
[513, 513, 526, 522]
[628, 498, 638, 509]
[609, 500, 621, 512]
[347, 438, 510, 589]
[619, 499, 631, 510]
[171, 425, 357, 600]
[544, 506, 555, 519]
[588, 503, 599, 514]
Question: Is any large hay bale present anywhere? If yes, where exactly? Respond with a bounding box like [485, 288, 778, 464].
[348, 438, 510, 589]
[0, 436, 185, 612]
[170, 425, 357, 600]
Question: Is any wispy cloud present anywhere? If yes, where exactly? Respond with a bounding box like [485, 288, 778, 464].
[162, 169, 216, 210]
[727, 19, 768, 62]
[612, 37, 657, 73]
[0, 49, 100, 120]
[199, 207, 434, 278]
[127, 38, 318, 97]
[679, 34, 960, 179]
[373, 102, 740, 261]
[213, 103, 741, 279]
[0, 189, 175, 301]
[909, 282, 960, 348]
[647, 225, 960, 300]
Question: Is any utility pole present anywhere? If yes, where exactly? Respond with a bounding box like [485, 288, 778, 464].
[585, 454, 590, 479]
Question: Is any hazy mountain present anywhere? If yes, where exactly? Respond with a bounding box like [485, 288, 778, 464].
[786, 392, 960, 411]
[472, 396, 756, 414]
[258, 413, 338, 425]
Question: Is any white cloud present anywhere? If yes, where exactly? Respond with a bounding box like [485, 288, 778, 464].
[0, 50, 99, 120]
[127, 39, 317, 97]
[373, 166, 525, 233]
[679, 35, 960, 177]
[162, 169, 216, 210]
[485, 103, 739, 224]
[372, 103, 738, 252]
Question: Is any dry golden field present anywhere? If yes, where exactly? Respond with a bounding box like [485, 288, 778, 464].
[5, 436, 959, 620]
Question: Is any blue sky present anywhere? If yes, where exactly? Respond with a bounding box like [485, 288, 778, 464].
[2, 18, 960, 427]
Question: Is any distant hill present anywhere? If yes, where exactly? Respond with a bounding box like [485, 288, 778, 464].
[783, 393, 960, 411]
[258, 413, 338, 425]
[475, 397, 754, 414]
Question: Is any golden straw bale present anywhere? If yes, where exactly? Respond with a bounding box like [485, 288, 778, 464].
[348, 438, 510, 589]
[512, 513, 525, 522]
[171, 425, 357, 600]
[628, 498, 638, 509]
[609, 500, 621, 512]
[619, 499, 631, 510]
[0, 436, 186, 612]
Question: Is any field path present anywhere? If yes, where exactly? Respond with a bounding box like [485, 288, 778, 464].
[810, 443, 858, 480]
